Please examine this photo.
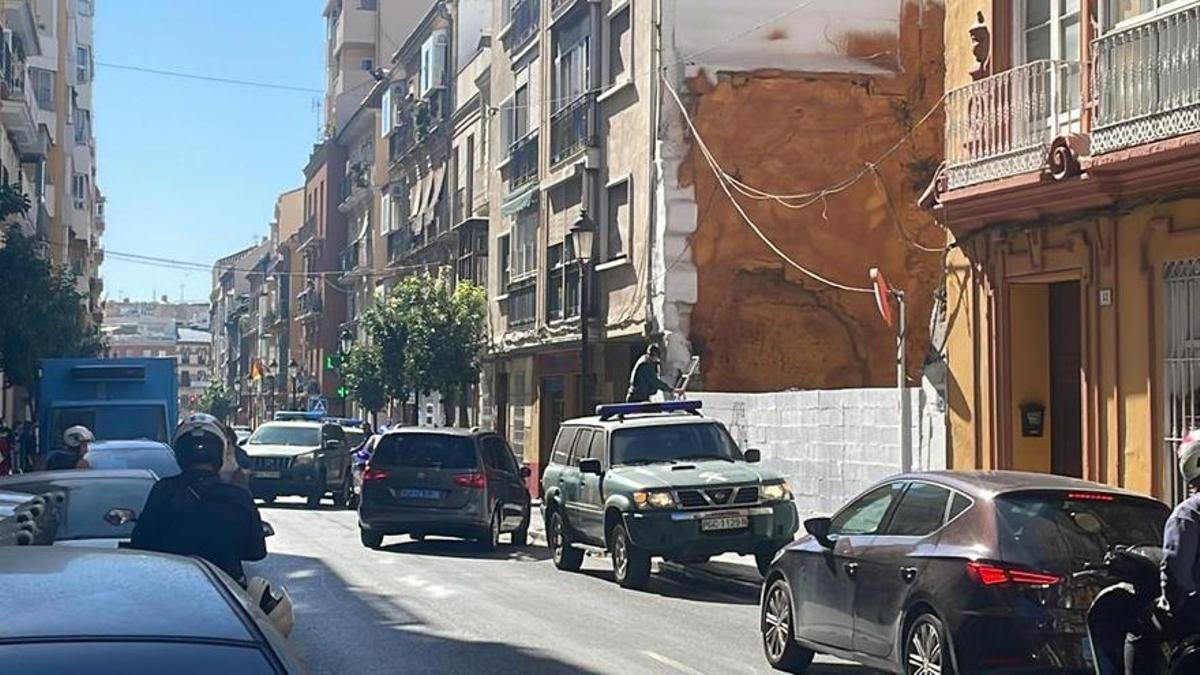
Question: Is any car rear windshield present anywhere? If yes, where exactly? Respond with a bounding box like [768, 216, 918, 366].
[1, 477, 155, 541]
[610, 422, 741, 466]
[372, 434, 478, 469]
[245, 425, 319, 447]
[996, 490, 1170, 571]
[85, 447, 181, 478]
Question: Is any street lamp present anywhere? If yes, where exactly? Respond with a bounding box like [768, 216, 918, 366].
[569, 213, 596, 416]
[288, 359, 300, 410]
[338, 328, 354, 416]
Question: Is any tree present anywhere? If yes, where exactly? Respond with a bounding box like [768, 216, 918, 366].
[343, 343, 387, 424]
[198, 381, 234, 422]
[0, 186, 106, 418]
[361, 285, 412, 418]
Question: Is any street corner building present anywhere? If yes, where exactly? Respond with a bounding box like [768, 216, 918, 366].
[481, 0, 948, 492]
[923, 0, 1200, 500]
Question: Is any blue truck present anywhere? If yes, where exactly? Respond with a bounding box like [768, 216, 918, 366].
[37, 358, 179, 453]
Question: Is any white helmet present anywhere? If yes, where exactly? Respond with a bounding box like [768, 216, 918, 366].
[172, 413, 228, 470]
[246, 576, 295, 638]
[1178, 429, 1200, 486]
[62, 425, 94, 449]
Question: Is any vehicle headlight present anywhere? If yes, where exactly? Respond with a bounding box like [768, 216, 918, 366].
[293, 452, 316, 466]
[761, 481, 792, 502]
[633, 489, 676, 510]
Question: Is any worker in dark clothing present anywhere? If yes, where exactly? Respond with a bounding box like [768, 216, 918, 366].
[1092, 429, 1200, 674]
[130, 413, 266, 583]
[626, 344, 681, 403]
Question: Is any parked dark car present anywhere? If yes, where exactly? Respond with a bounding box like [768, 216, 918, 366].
[760, 471, 1170, 674]
[0, 547, 305, 674]
[84, 440, 181, 478]
[0, 470, 158, 547]
[243, 421, 352, 508]
[357, 428, 531, 551]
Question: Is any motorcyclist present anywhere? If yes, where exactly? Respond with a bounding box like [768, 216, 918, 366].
[129, 413, 267, 583]
[1092, 429, 1200, 674]
[43, 426, 93, 471]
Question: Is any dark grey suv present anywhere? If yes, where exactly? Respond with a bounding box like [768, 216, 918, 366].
[357, 428, 532, 551]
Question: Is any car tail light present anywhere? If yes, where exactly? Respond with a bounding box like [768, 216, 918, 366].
[966, 561, 1061, 587]
[452, 472, 487, 489]
[363, 467, 390, 482]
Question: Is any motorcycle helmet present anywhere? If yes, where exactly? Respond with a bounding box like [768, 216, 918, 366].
[172, 413, 227, 471]
[62, 425, 94, 449]
[1178, 429, 1200, 487]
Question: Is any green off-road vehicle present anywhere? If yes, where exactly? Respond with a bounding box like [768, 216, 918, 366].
[541, 401, 798, 589]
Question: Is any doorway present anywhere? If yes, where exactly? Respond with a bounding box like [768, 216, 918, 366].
[1048, 281, 1082, 477]
[538, 376, 566, 491]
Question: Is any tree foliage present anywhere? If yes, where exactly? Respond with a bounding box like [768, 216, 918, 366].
[342, 343, 387, 416]
[198, 381, 234, 422]
[0, 185, 105, 411]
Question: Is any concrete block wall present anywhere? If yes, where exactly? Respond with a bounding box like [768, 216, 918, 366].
[695, 384, 947, 520]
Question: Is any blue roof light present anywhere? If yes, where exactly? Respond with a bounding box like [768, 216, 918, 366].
[595, 400, 703, 420]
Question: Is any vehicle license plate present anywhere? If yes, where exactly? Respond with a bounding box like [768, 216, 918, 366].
[701, 514, 749, 531]
[398, 488, 441, 500]
[256, 471, 281, 479]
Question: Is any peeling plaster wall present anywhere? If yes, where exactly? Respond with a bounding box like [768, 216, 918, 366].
[659, 0, 945, 392]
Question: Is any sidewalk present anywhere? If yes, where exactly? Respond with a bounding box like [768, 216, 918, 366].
[526, 505, 764, 594]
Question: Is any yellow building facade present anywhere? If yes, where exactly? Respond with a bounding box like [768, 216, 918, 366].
[926, 1, 1200, 500]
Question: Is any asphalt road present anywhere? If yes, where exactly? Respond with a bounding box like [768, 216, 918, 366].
[248, 499, 882, 675]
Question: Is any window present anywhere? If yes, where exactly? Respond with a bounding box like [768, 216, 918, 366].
[420, 30, 448, 95]
[552, 427, 579, 464]
[948, 492, 972, 521]
[498, 234, 511, 287]
[360, 58, 374, 72]
[568, 429, 593, 466]
[76, 46, 90, 84]
[1107, 0, 1175, 28]
[607, 4, 631, 85]
[75, 109, 91, 145]
[504, 84, 531, 148]
[481, 436, 509, 471]
[884, 483, 952, 537]
[553, 13, 591, 112]
[830, 483, 904, 536]
[359, 0, 377, 8]
[547, 243, 564, 320]
[610, 423, 742, 465]
[1018, 1, 1079, 63]
[180, 371, 191, 387]
[77, 0, 94, 15]
[31, 68, 54, 111]
[587, 430, 605, 464]
[72, 173, 88, 210]
[511, 208, 537, 279]
[372, 433, 479, 468]
[605, 178, 629, 260]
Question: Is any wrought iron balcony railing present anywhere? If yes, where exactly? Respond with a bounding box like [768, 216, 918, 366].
[944, 59, 1082, 190]
[1092, 2, 1200, 155]
[508, 0, 540, 52]
[550, 92, 595, 166]
[507, 132, 539, 191]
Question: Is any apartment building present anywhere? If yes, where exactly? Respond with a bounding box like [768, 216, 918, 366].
[922, 0, 1200, 499]
[263, 187, 305, 415]
[176, 327, 211, 414]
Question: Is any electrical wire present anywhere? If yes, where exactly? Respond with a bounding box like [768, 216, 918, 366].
[95, 61, 324, 94]
[660, 72, 872, 294]
[866, 164, 945, 254]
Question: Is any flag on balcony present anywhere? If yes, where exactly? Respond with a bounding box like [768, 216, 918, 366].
[250, 358, 264, 382]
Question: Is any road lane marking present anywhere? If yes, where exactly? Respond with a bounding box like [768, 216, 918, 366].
[641, 650, 707, 675]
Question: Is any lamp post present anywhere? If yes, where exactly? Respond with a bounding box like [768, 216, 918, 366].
[569, 213, 596, 416]
[288, 359, 300, 410]
[339, 328, 354, 417]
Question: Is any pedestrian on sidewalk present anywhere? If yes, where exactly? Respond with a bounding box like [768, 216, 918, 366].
[626, 344, 681, 403]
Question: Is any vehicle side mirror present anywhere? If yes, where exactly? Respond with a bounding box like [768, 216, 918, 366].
[520, 465, 531, 479]
[262, 522, 275, 538]
[804, 517, 834, 548]
[744, 448, 762, 464]
[105, 508, 137, 527]
[324, 439, 343, 451]
[579, 458, 603, 476]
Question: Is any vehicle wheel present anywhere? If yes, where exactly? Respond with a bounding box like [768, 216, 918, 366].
[904, 613, 955, 675]
[477, 508, 501, 553]
[611, 523, 651, 590]
[755, 546, 779, 577]
[331, 475, 351, 509]
[548, 510, 584, 572]
[360, 528, 384, 549]
[306, 490, 323, 509]
[511, 520, 529, 547]
[410, 533, 425, 542]
[762, 578, 815, 673]
[261, 495, 276, 505]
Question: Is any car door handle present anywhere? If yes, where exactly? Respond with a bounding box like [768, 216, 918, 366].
[843, 562, 859, 578]
[900, 566, 918, 583]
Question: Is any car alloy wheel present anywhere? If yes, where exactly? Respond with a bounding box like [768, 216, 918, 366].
[763, 583, 792, 663]
[907, 616, 945, 675]
[550, 512, 566, 562]
[548, 510, 584, 571]
[612, 529, 629, 579]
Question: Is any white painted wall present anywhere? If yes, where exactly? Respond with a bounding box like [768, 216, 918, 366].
[695, 383, 946, 519]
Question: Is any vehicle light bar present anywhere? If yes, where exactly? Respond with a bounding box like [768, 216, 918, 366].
[1066, 492, 1116, 502]
[595, 400, 703, 420]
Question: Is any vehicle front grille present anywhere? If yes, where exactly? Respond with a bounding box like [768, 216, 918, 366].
[251, 456, 293, 472]
[676, 484, 760, 509]
[734, 486, 759, 504]
[677, 490, 707, 508]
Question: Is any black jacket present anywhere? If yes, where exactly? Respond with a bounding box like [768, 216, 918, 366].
[1163, 493, 1200, 616]
[626, 355, 673, 402]
[130, 469, 267, 581]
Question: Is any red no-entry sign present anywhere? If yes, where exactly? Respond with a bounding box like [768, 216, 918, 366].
[869, 267, 893, 327]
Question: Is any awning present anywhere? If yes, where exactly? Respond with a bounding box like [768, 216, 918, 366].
[410, 172, 429, 235]
[500, 183, 538, 216]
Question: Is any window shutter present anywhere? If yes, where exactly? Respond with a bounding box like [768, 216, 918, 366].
[380, 86, 392, 137]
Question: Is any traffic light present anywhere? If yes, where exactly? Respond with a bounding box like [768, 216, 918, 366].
[336, 386, 349, 399]
[324, 354, 344, 371]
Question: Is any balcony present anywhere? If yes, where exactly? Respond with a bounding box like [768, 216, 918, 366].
[1093, 3, 1200, 155]
[507, 132, 539, 191]
[387, 230, 407, 265]
[333, 3, 374, 55]
[550, 93, 595, 166]
[0, 51, 39, 158]
[340, 241, 361, 273]
[551, 0, 579, 19]
[944, 60, 1081, 190]
[508, 0, 540, 53]
[298, 216, 318, 249]
[296, 287, 323, 320]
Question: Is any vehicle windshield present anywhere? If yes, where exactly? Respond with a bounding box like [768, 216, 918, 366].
[0, 477, 155, 541]
[84, 446, 181, 478]
[610, 423, 742, 466]
[996, 491, 1170, 571]
[372, 434, 478, 469]
[51, 405, 168, 444]
[245, 425, 320, 447]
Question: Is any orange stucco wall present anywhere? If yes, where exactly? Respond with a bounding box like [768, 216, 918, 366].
[680, 1, 946, 391]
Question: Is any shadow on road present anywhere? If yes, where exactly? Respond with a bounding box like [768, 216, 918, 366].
[377, 536, 552, 562]
[257, 501, 350, 513]
[254, 551, 598, 675]
[577, 567, 759, 606]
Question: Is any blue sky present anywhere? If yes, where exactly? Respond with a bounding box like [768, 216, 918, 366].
[95, 0, 325, 303]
